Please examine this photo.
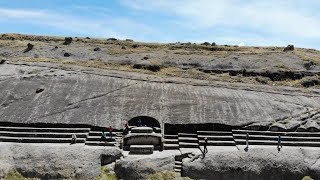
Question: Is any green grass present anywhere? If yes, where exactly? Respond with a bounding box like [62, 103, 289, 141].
[3, 169, 39, 180]
[95, 166, 117, 180]
[148, 170, 192, 180]
[302, 176, 314, 180]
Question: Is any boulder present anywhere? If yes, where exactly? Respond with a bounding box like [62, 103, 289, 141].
[107, 38, 117, 41]
[114, 153, 175, 180]
[63, 37, 73, 45]
[305, 120, 320, 132]
[93, 47, 101, 51]
[201, 42, 211, 46]
[283, 45, 294, 52]
[244, 122, 272, 131]
[183, 148, 320, 180]
[64, 52, 71, 57]
[0, 59, 6, 64]
[296, 125, 307, 132]
[23, 43, 34, 53]
[269, 122, 287, 131]
[0, 143, 122, 179]
[284, 120, 303, 131]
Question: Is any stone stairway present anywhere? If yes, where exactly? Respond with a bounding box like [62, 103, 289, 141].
[0, 125, 89, 143]
[197, 131, 235, 146]
[85, 129, 123, 147]
[178, 133, 199, 148]
[233, 129, 320, 147]
[174, 156, 182, 173]
[163, 134, 179, 150]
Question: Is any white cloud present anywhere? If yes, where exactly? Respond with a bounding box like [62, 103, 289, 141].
[0, 8, 46, 18]
[122, 0, 320, 38]
[0, 7, 157, 41]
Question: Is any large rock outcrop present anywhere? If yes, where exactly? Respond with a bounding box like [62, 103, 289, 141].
[183, 148, 320, 180]
[0, 143, 122, 179]
[0, 63, 319, 129]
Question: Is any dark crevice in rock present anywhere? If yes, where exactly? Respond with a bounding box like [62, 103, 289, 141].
[66, 82, 139, 107]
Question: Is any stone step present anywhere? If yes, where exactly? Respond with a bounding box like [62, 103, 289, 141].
[174, 164, 182, 168]
[85, 141, 117, 146]
[130, 145, 154, 154]
[88, 131, 122, 137]
[86, 136, 121, 141]
[178, 137, 199, 143]
[164, 144, 179, 150]
[198, 135, 234, 141]
[0, 131, 88, 138]
[234, 134, 320, 142]
[0, 126, 90, 133]
[233, 130, 320, 137]
[178, 133, 197, 138]
[235, 139, 320, 147]
[164, 139, 179, 144]
[0, 136, 86, 143]
[179, 142, 199, 148]
[164, 135, 178, 139]
[174, 168, 181, 172]
[131, 127, 153, 133]
[199, 140, 235, 146]
[197, 131, 232, 136]
[175, 161, 182, 165]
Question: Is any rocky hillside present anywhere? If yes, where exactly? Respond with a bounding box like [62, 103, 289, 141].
[0, 33, 319, 128]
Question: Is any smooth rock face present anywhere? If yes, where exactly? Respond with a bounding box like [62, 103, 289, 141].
[183, 148, 320, 180]
[0, 143, 122, 179]
[114, 153, 175, 180]
[0, 63, 319, 129]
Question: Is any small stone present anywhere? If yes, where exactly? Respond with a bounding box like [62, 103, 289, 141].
[63, 37, 73, 45]
[64, 52, 71, 57]
[93, 47, 101, 51]
[24, 43, 34, 53]
[283, 45, 294, 52]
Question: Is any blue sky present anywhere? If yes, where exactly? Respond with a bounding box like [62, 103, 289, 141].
[0, 0, 320, 49]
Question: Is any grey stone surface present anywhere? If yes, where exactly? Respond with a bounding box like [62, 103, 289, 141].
[131, 127, 153, 133]
[0, 143, 122, 179]
[0, 63, 319, 129]
[114, 152, 176, 180]
[183, 147, 320, 180]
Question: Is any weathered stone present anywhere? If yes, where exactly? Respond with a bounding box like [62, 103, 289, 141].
[93, 47, 101, 51]
[64, 52, 71, 57]
[0, 64, 319, 129]
[23, 43, 34, 53]
[269, 122, 287, 131]
[284, 45, 294, 52]
[131, 127, 153, 133]
[130, 145, 154, 154]
[0, 143, 122, 179]
[305, 120, 320, 132]
[63, 37, 73, 45]
[183, 148, 320, 180]
[114, 153, 175, 180]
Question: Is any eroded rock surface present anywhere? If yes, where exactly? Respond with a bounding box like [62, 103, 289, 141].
[0, 143, 122, 179]
[0, 63, 319, 129]
[114, 152, 177, 180]
[183, 148, 320, 180]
